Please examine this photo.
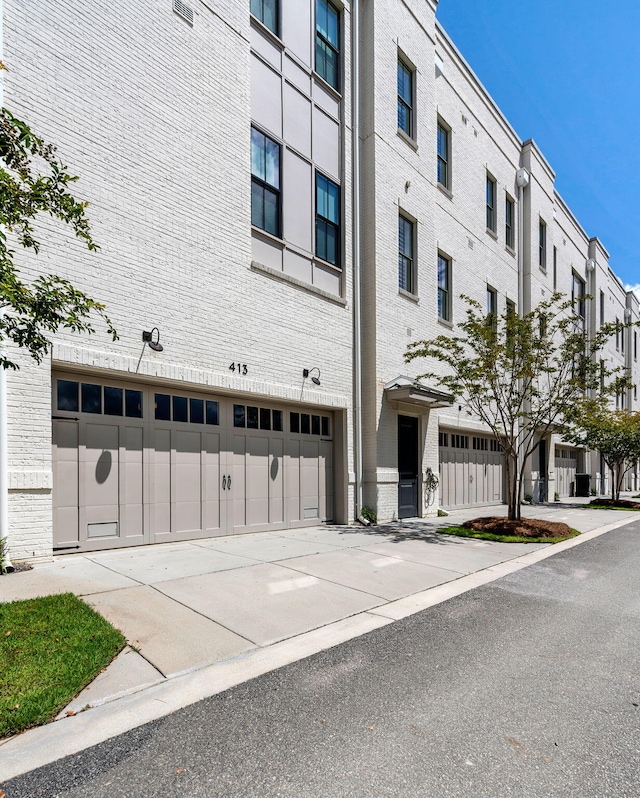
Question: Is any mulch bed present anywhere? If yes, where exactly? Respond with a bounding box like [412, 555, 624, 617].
[589, 498, 640, 509]
[462, 516, 572, 539]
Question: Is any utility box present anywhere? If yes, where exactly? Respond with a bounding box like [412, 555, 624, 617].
[575, 473, 591, 498]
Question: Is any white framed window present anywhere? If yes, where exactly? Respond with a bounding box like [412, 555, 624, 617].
[316, 0, 340, 90]
[250, 0, 278, 35]
[398, 213, 415, 293]
[486, 173, 497, 233]
[397, 57, 414, 138]
[437, 120, 450, 189]
[437, 252, 451, 322]
[251, 126, 281, 237]
[505, 194, 515, 249]
[539, 219, 547, 270]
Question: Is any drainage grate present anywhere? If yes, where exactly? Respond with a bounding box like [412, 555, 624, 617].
[173, 0, 194, 25]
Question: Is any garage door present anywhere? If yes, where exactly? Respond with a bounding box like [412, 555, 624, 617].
[439, 431, 504, 509]
[52, 373, 334, 552]
[554, 447, 577, 498]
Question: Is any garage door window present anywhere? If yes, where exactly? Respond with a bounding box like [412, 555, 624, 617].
[290, 412, 330, 436]
[155, 393, 219, 425]
[234, 404, 283, 431]
[57, 379, 142, 418]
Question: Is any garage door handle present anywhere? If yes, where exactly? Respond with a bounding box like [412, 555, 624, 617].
[227, 475, 232, 490]
[222, 475, 227, 491]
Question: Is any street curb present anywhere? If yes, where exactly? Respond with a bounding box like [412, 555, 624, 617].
[2, 513, 638, 783]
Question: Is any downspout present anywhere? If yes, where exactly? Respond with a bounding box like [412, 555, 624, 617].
[515, 167, 529, 510]
[351, 0, 363, 518]
[0, 0, 12, 571]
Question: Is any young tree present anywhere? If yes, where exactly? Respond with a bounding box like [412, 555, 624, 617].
[564, 400, 640, 501]
[405, 293, 626, 520]
[0, 106, 116, 370]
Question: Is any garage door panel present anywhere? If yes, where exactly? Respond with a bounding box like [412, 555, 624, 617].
[439, 433, 504, 510]
[53, 373, 335, 549]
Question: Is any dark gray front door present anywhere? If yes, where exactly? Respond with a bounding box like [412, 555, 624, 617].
[398, 416, 419, 518]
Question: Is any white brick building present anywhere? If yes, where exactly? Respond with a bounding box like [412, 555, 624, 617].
[1, 0, 637, 561]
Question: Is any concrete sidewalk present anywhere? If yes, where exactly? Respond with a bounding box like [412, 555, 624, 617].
[1, 500, 639, 780]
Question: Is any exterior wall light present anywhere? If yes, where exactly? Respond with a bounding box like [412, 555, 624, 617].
[303, 367, 321, 386]
[143, 327, 164, 352]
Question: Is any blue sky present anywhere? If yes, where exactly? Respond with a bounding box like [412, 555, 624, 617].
[436, 0, 640, 294]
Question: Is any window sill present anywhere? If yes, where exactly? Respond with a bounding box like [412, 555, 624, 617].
[539, 266, 547, 274]
[313, 72, 343, 100]
[251, 226, 285, 248]
[313, 256, 342, 274]
[399, 288, 419, 303]
[251, 261, 347, 306]
[437, 317, 454, 330]
[505, 244, 516, 258]
[437, 183, 453, 200]
[250, 14, 285, 49]
[485, 227, 498, 240]
[397, 128, 418, 151]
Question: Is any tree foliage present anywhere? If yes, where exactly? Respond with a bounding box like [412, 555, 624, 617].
[0, 106, 116, 370]
[564, 400, 640, 501]
[406, 293, 627, 520]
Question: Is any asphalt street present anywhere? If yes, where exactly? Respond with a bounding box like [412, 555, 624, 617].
[4, 522, 640, 798]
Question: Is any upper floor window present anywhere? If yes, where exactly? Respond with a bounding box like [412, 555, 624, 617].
[437, 252, 451, 322]
[572, 273, 585, 323]
[397, 58, 414, 138]
[250, 0, 278, 35]
[251, 127, 280, 237]
[616, 317, 621, 350]
[539, 219, 547, 270]
[316, 0, 340, 90]
[486, 174, 496, 233]
[437, 121, 450, 189]
[316, 173, 340, 267]
[398, 213, 415, 293]
[505, 195, 515, 249]
[600, 290, 605, 326]
[553, 246, 557, 289]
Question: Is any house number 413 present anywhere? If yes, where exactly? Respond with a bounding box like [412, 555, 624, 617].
[229, 363, 248, 375]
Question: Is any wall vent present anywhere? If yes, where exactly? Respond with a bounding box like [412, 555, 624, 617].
[173, 0, 194, 25]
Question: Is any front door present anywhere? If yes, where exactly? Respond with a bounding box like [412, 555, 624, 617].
[398, 415, 419, 518]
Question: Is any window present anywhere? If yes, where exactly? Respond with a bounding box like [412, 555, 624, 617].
[250, 0, 278, 34]
[316, 173, 340, 267]
[398, 214, 415, 293]
[56, 379, 142, 418]
[616, 318, 620, 350]
[553, 246, 557, 290]
[539, 219, 547, 270]
[635, 330, 637, 360]
[505, 195, 514, 249]
[397, 58, 413, 137]
[437, 121, 450, 189]
[438, 432, 448, 447]
[437, 252, 451, 322]
[487, 285, 497, 330]
[572, 273, 585, 324]
[316, 0, 340, 90]
[600, 290, 605, 326]
[251, 127, 280, 237]
[486, 174, 496, 232]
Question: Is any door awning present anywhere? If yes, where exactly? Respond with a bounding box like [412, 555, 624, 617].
[383, 375, 453, 409]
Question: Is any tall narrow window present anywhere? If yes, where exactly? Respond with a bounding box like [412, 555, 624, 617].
[486, 174, 496, 232]
[397, 58, 413, 137]
[250, 0, 278, 34]
[600, 290, 605, 326]
[616, 317, 620, 350]
[635, 330, 637, 360]
[316, 0, 340, 90]
[553, 246, 557, 289]
[539, 219, 547, 270]
[398, 214, 415, 293]
[487, 286, 497, 331]
[572, 273, 585, 325]
[437, 121, 450, 189]
[316, 173, 340, 267]
[251, 127, 280, 237]
[437, 253, 451, 321]
[505, 195, 515, 249]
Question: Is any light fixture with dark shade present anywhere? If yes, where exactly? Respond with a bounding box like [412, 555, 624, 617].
[143, 327, 163, 352]
[303, 367, 321, 386]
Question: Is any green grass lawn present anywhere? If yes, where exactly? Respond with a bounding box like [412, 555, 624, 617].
[437, 526, 580, 545]
[0, 593, 125, 738]
[589, 503, 640, 511]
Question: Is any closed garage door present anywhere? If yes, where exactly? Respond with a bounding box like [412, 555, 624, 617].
[52, 373, 334, 552]
[439, 431, 504, 509]
[554, 447, 577, 498]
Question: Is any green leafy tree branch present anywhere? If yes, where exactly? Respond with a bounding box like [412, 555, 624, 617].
[0, 105, 116, 370]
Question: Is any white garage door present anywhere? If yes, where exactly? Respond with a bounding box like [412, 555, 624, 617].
[554, 447, 577, 498]
[439, 431, 504, 509]
[52, 373, 334, 552]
